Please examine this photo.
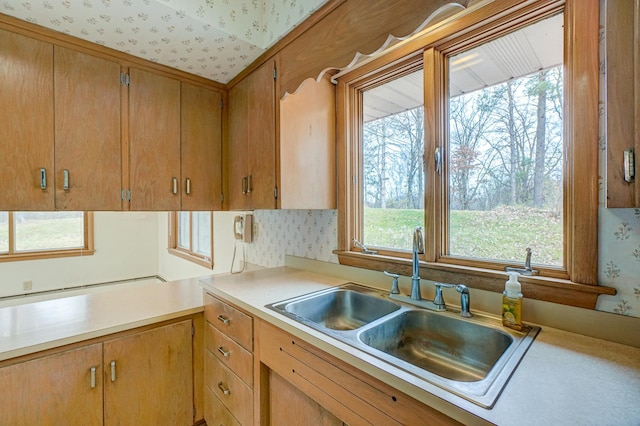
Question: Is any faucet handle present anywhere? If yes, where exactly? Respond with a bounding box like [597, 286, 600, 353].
[383, 271, 400, 294]
[456, 284, 472, 318]
[432, 282, 455, 309]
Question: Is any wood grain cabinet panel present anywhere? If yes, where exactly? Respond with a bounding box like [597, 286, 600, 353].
[181, 82, 223, 210]
[54, 46, 122, 211]
[0, 28, 54, 210]
[0, 343, 103, 425]
[103, 319, 193, 426]
[128, 67, 181, 211]
[279, 74, 336, 209]
[606, 0, 640, 206]
[227, 60, 277, 210]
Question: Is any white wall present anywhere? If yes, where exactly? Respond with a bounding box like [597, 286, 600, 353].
[0, 212, 159, 298]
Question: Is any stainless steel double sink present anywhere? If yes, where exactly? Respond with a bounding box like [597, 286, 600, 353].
[266, 283, 540, 408]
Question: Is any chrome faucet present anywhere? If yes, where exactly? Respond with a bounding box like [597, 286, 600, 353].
[410, 226, 424, 300]
[456, 284, 472, 317]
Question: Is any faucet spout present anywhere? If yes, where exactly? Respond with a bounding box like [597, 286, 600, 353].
[410, 226, 425, 300]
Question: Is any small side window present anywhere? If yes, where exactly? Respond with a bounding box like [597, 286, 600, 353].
[168, 211, 213, 269]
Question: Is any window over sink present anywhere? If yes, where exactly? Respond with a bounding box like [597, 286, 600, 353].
[336, 0, 613, 308]
[168, 211, 213, 269]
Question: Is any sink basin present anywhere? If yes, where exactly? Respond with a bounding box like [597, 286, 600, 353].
[358, 310, 512, 382]
[272, 284, 400, 330]
[266, 283, 539, 408]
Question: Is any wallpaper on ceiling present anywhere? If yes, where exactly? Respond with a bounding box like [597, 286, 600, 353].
[0, 0, 328, 83]
[246, 1, 640, 319]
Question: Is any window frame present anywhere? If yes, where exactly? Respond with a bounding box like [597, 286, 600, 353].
[168, 211, 214, 269]
[0, 211, 94, 262]
[336, 0, 614, 309]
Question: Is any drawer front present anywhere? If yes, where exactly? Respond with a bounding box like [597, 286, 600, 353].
[205, 293, 253, 351]
[205, 385, 241, 426]
[206, 322, 253, 387]
[205, 350, 253, 426]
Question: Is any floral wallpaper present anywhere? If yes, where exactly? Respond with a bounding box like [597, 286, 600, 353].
[0, 0, 328, 83]
[246, 1, 640, 319]
[247, 210, 338, 268]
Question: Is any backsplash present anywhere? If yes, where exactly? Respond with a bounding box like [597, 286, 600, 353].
[247, 210, 338, 268]
[247, 1, 640, 319]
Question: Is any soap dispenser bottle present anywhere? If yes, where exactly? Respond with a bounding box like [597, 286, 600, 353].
[502, 271, 523, 330]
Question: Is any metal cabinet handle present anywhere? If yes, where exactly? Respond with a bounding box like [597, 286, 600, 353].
[217, 346, 230, 357]
[217, 314, 230, 325]
[90, 366, 97, 389]
[217, 382, 231, 395]
[172, 177, 178, 195]
[247, 175, 253, 193]
[40, 168, 47, 190]
[63, 169, 70, 191]
[185, 178, 191, 195]
[110, 360, 116, 382]
[241, 176, 247, 194]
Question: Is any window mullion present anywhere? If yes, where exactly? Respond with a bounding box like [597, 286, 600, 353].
[8, 212, 15, 254]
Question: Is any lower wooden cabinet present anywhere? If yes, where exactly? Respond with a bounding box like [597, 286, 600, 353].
[103, 319, 193, 425]
[257, 319, 461, 426]
[0, 318, 196, 425]
[0, 343, 103, 426]
[204, 292, 254, 425]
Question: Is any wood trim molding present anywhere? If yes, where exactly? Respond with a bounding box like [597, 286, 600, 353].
[336, 251, 615, 309]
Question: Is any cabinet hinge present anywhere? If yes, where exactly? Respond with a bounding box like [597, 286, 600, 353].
[120, 72, 130, 86]
[221, 193, 225, 203]
[274, 186, 278, 199]
[191, 325, 195, 336]
[121, 189, 131, 201]
[220, 99, 224, 109]
[273, 66, 277, 80]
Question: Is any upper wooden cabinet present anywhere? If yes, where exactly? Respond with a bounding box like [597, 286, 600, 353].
[279, 75, 336, 209]
[227, 60, 277, 210]
[0, 28, 54, 211]
[128, 68, 182, 211]
[606, 0, 640, 207]
[181, 83, 223, 211]
[227, 60, 336, 210]
[54, 46, 122, 211]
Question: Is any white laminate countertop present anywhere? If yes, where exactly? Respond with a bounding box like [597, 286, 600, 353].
[0, 278, 204, 361]
[198, 267, 640, 426]
[1, 267, 639, 425]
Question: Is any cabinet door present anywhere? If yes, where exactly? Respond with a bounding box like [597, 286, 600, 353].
[227, 77, 251, 210]
[103, 319, 193, 426]
[247, 60, 277, 209]
[54, 46, 122, 210]
[279, 74, 336, 209]
[129, 68, 181, 210]
[181, 83, 223, 210]
[0, 29, 54, 210]
[0, 343, 103, 425]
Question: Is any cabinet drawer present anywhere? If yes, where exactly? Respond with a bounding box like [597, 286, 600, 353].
[205, 293, 253, 351]
[206, 322, 253, 387]
[205, 350, 253, 426]
[205, 385, 241, 426]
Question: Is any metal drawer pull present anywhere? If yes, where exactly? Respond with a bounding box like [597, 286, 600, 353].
[63, 169, 69, 191]
[185, 177, 191, 195]
[90, 366, 97, 389]
[110, 360, 117, 382]
[247, 175, 253, 193]
[172, 177, 178, 195]
[40, 168, 47, 190]
[217, 314, 230, 325]
[217, 382, 231, 395]
[241, 176, 247, 194]
[217, 346, 230, 357]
